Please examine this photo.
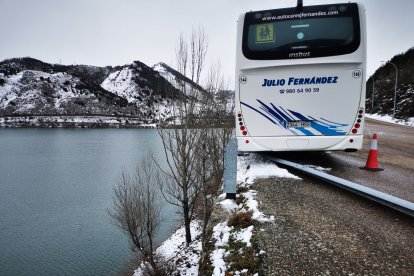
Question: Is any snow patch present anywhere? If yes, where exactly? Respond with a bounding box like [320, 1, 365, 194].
[234, 225, 254, 247]
[305, 165, 332, 172]
[101, 68, 138, 102]
[366, 113, 414, 127]
[132, 153, 301, 276]
[210, 222, 232, 276]
[133, 220, 202, 276]
[220, 199, 239, 213]
[210, 153, 299, 275]
[238, 153, 301, 184]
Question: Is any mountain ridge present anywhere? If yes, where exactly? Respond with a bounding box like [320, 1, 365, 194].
[366, 48, 414, 119]
[0, 57, 204, 126]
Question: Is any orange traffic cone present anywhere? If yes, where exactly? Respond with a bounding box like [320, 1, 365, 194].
[360, 133, 384, 171]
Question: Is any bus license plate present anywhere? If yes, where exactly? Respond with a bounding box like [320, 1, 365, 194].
[286, 121, 311, 128]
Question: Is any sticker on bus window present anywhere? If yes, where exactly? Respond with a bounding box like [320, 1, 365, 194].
[256, 23, 275, 43]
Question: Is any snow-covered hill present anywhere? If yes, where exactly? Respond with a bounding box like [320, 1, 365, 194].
[0, 69, 129, 116]
[0, 58, 204, 127]
[153, 62, 207, 100]
[101, 67, 138, 102]
[153, 62, 203, 92]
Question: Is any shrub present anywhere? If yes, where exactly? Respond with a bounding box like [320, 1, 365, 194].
[225, 245, 258, 274]
[228, 211, 253, 228]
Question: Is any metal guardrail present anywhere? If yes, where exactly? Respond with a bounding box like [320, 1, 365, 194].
[262, 154, 414, 218]
[223, 138, 238, 199]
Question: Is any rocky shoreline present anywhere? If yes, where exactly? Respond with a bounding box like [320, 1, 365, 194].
[0, 115, 156, 128]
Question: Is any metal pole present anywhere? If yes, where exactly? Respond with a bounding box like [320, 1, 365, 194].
[297, 0, 303, 9]
[389, 62, 398, 119]
[380, 61, 398, 119]
[371, 77, 375, 111]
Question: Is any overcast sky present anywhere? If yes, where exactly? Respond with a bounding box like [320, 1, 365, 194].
[1, 0, 413, 85]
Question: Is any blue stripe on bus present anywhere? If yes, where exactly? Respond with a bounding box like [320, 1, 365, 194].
[256, 100, 286, 124]
[288, 109, 310, 121]
[270, 103, 292, 122]
[280, 106, 296, 121]
[241, 100, 348, 136]
[296, 127, 314, 136]
[241, 102, 278, 125]
[289, 110, 347, 135]
[320, 117, 348, 127]
[311, 123, 347, 135]
[242, 102, 297, 134]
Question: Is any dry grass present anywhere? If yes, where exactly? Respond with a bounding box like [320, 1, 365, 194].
[228, 211, 253, 228]
[225, 245, 258, 275]
[237, 185, 249, 193]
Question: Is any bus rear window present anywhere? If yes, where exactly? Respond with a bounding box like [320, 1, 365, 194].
[242, 3, 361, 60]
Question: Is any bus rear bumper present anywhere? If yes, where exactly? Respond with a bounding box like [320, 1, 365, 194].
[237, 135, 363, 152]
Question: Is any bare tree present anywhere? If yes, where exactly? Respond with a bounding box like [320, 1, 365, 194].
[108, 152, 162, 270]
[197, 61, 234, 255]
[157, 27, 208, 245]
[157, 127, 202, 245]
[190, 26, 208, 85]
[157, 27, 235, 250]
[202, 60, 234, 175]
[176, 33, 188, 83]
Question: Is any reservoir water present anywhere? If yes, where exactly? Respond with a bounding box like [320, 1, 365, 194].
[0, 128, 179, 276]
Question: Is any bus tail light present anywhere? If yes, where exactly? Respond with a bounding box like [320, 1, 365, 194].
[238, 112, 249, 136]
[351, 108, 364, 134]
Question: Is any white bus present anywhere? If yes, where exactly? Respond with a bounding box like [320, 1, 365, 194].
[235, 2, 366, 152]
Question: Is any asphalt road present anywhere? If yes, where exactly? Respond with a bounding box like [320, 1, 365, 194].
[270, 118, 414, 202]
[254, 119, 414, 275]
[255, 176, 414, 275]
[339, 118, 414, 170]
[332, 118, 414, 202]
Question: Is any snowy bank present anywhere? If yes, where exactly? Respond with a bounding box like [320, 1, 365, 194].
[208, 153, 299, 276]
[0, 116, 156, 128]
[366, 113, 414, 127]
[133, 220, 202, 276]
[133, 153, 300, 276]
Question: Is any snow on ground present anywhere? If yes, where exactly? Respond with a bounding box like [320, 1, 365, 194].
[133, 220, 202, 276]
[133, 153, 300, 276]
[366, 113, 414, 126]
[209, 153, 300, 276]
[101, 68, 138, 102]
[0, 72, 23, 108]
[210, 221, 232, 275]
[0, 70, 96, 114]
[153, 63, 204, 99]
[220, 153, 299, 223]
[305, 165, 332, 172]
[0, 116, 153, 128]
[153, 63, 186, 92]
[237, 153, 301, 185]
[0, 70, 74, 113]
[155, 220, 202, 273]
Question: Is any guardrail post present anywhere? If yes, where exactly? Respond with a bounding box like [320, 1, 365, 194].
[223, 138, 237, 199]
